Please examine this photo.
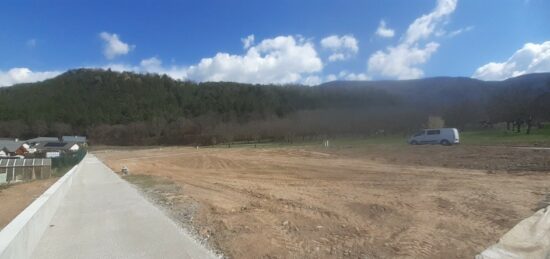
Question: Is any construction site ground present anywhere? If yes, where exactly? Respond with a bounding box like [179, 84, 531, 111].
[95, 144, 550, 258]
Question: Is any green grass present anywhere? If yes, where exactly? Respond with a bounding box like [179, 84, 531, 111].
[327, 136, 408, 147]
[208, 139, 318, 149]
[208, 135, 408, 149]
[207, 124, 550, 149]
[460, 125, 550, 146]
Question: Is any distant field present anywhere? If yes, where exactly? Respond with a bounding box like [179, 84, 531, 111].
[208, 124, 550, 149]
[460, 126, 550, 146]
[87, 124, 550, 151]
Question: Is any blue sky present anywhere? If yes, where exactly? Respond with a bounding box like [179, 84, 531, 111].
[0, 0, 549, 86]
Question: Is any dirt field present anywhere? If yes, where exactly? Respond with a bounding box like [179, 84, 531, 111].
[96, 145, 550, 258]
[0, 178, 58, 229]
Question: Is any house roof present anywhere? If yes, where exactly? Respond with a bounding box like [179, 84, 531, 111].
[26, 137, 60, 143]
[0, 140, 25, 153]
[35, 141, 79, 152]
[62, 136, 87, 143]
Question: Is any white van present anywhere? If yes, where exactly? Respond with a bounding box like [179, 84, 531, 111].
[408, 128, 460, 146]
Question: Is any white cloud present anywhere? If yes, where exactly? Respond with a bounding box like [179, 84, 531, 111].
[241, 34, 255, 49]
[376, 20, 395, 38]
[0, 68, 61, 87]
[326, 74, 338, 81]
[104, 57, 188, 80]
[342, 72, 370, 81]
[473, 41, 550, 80]
[447, 26, 474, 38]
[106, 35, 324, 85]
[302, 75, 323, 86]
[99, 32, 134, 59]
[403, 0, 457, 45]
[139, 57, 163, 71]
[369, 42, 440, 80]
[367, 0, 457, 79]
[328, 53, 346, 62]
[320, 35, 359, 62]
[321, 35, 359, 52]
[321, 71, 370, 82]
[103, 35, 375, 85]
[184, 35, 323, 84]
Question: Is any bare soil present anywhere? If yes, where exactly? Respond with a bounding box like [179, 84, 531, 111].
[0, 178, 58, 229]
[96, 145, 550, 259]
[325, 144, 550, 172]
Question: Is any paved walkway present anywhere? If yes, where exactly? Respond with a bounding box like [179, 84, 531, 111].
[32, 155, 216, 259]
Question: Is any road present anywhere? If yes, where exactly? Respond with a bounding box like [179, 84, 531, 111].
[32, 155, 216, 259]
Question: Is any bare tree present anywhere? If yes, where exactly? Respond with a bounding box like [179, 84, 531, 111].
[427, 116, 445, 128]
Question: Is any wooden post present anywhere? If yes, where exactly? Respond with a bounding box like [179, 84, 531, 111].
[32, 159, 36, 180]
[11, 160, 15, 183]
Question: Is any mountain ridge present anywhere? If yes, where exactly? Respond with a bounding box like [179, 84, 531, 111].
[0, 69, 549, 145]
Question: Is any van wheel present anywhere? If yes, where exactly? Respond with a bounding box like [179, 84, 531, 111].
[410, 140, 418, 145]
[440, 139, 451, 146]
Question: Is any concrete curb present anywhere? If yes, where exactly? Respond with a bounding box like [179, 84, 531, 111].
[0, 161, 82, 259]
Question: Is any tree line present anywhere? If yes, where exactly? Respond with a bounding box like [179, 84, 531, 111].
[0, 69, 548, 145]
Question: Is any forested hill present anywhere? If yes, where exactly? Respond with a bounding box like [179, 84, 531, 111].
[0, 69, 549, 145]
[321, 74, 550, 106]
[0, 69, 403, 125]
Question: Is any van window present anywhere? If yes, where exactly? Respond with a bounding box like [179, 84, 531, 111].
[427, 130, 440, 135]
[414, 131, 424, 137]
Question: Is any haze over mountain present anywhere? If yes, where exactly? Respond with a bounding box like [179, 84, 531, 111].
[0, 69, 548, 145]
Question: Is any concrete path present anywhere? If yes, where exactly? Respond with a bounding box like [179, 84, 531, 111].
[31, 155, 216, 259]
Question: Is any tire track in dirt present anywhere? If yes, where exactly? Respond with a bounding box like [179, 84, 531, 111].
[97, 146, 550, 259]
